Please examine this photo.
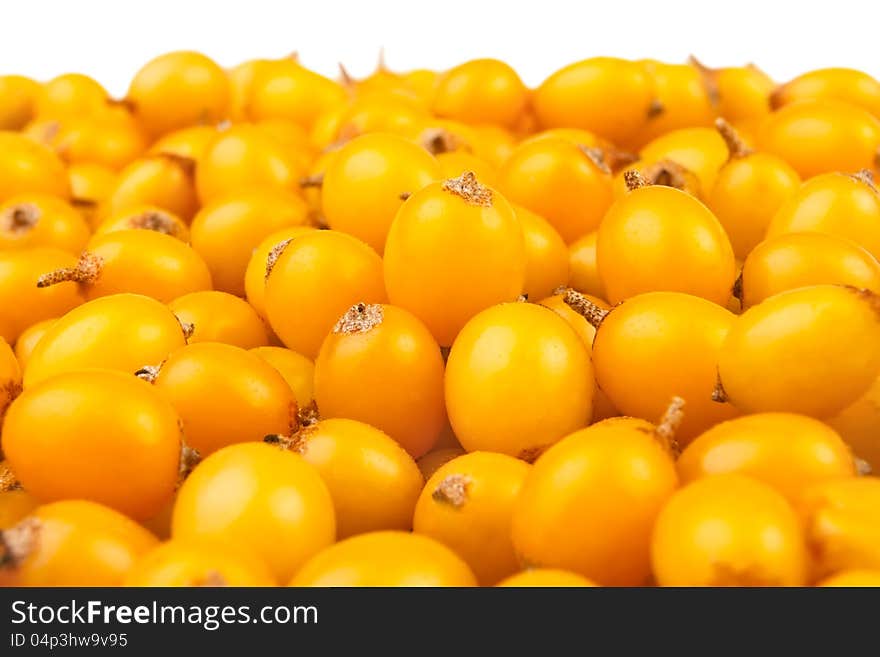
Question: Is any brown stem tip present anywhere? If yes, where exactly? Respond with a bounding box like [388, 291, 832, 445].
[578, 146, 611, 174]
[654, 396, 685, 457]
[441, 171, 492, 207]
[647, 99, 665, 118]
[158, 152, 197, 178]
[420, 128, 465, 155]
[0, 516, 40, 569]
[432, 474, 470, 507]
[711, 372, 729, 403]
[263, 429, 309, 454]
[1, 203, 41, 235]
[623, 169, 650, 192]
[0, 462, 21, 493]
[299, 174, 324, 189]
[297, 400, 321, 428]
[715, 118, 752, 159]
[562, 288, 609, 329]
[264, 238, 293, 281]
[642, 160, 701, 196]
[129, 210, 183, 238]
[134, 363, 162, 383]
[334, 302, 384, 334]
[178, 443, 201, 487]
[36, 252, 103, 289]
[177, 318, 195, 341]
[851, 169, 877, 194]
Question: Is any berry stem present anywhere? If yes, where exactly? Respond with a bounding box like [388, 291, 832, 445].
[562, 288, 609, 329]
[654, 396, 685, 457]
[711, 372, 729, 403]
[432, 474, 470, 507]
[715, 118, 752, 159]
[623, 169, 650, 192]
[36, 252, 103, 289]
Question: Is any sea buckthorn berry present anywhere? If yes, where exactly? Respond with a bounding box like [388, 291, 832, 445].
[101, 154, 198, 223]
[565, 289, 739, 443]
[766, 171, 880, 261]
[127, 51, 230, 137]
[247, 58, 347, 130]
[740, 232, 880, 308]
[36, 229, 212, 303]
[0, 132, 69, 202]
[23, 293, 187, 387]
[431, 59, 528, 128]
[0, 500, 157, 586]
[716, 285, 880, 417]
[173, 442, 335, 583]
[0, 464, 38, 529]
[50, 108, 149, 170]
[651, 474, 808, 586]
[227, 57, 275, 121]
[314, 303, 445, 458]
[2, 370, 181, 519]
[0, 76, 39, 129]
[445, 302, 593, 459]
[707, 119, 801, 258]
[757, 100, 880, 178]
[249, 346, 314, 410]
[168, 291, 268, 349]
[799, 477, 880, 578]
[94, 206, 190, 242]
[567, 231, 605, 299]
[195, 125, 305, 204]
[124, 539, 275, 587]
[818, 570, 880, 587]
[149, 125, 218, 161]
[266, 230, 387, 358]
[321, 133, 441, 253]
[512, 409, 681, 585]
[417, 446, 466, 480]
[290, 531, 476, 587]
[597, 171, 736, 305]
[35, 73, 108, 119]
[413, 452, 531, 585]
[516, 206, 569, 300]
[13, 319, 55, 369]
[689, 58, 775, 125]
[0, 338, 21, 425]
[533, 57, 655, 146]
[332, 95, 429, 143]
[436, 150, 497, 186]
[144, 342, 296, 456]
[0, 248, 83, 343]
[638, 126, 730, 195]
[497, 138, 614, 244]
[267, 418, 423, 538]
[678, 413, 856, 503]
[772, 68, 880, 117]
[244, 226, 315, 319]
[497, 569, 597, 587]
[611, 158, 702, 199]
[828, 375, 880, 472]
[633, 61, 716, 147]
[384, 173, 525, 346]
[67, 163, 116, 208]
[191, 189, 309, 296]
[0, 194, 89, 254]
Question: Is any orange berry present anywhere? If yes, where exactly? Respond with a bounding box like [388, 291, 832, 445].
[432, 59, 528, 128]
[101, 154, 198, 223]
[35, 73, 108, 119]
[265, 230, 387, 359]
[149, 124, 218, 161]
[290, 531, 476, 587]
[191, 189, 309, 296]
[127, 51, 230, 137]
[270, 418, 423, 539]
[0, 194, 89, 254]
[168, 291, 268, 349]
[512, 414, 679, 585]
[818, 570, 880, 587]
[416, 446, 466, 480]
[173, 442, 335, 583]
[435, 150, 497, 186]
[145, 341, 296, 456]
[414, 452, 530, 585]
[0, 75, 39, 129]
[497, 569, 597, 587]
[651, 474, 808, 586]
[244, 226, 315, 319]
[249, 346, 314, 410]
[124, 539, 276, 586]
[0, 248, 83, 343]
[384, 173, 525, 346]
[690, 60, 775, 124]
[497, 138, 614, 243]
[94, 205, 190, 242]
[828, 374, 880, 472]
[67, 162, 116, 207]
[0, 131, 70, 204]
[0, 500, 157, 586]
[445, 302, 593, 458]
[516, 205, 569, 300]
[247, 59, 347, 130]
[637, 126, 729, 195]
[13, 319, 56, 369]
[322, 133, 441, 253]
[567, 231, 605, 298]
[3, 370, 181, 519]
[772, 68, 880, 117]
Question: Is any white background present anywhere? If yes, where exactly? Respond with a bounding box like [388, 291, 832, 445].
[2, 0, 879, 94]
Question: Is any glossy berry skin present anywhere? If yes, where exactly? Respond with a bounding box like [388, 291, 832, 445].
[249, 346, 314, 411]
[2, 370, 181, 519]
[517, 205, 569, 300]
[431, 59, 528, 128]
[290, 531, 477, 587]
[717, 285, 880, 418]
[0, 132, 70, 202]
[23, 293, 187, 387]
[651, 474, 808, 586]
[0, 500, 158, 586]
[512, 417, 679, 586]
[172, 442, 336, 583]
[384, 174, 525, 346]
[445, 302, 593, 459]
[0, 194, 90, 254]
[243, 226, 315, 319]
[772, 68, 880, 117]
[314, 304, 445, 458]
[168, 291, 269, 349]
[597, 184, 736, 305]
